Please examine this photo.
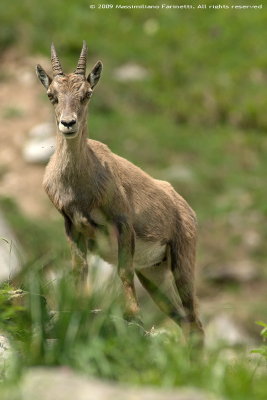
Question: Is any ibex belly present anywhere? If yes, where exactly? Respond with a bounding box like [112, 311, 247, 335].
[90, 209, 167, 267]
[134, 240, 166, 268]
[94, 236, 167, 268]
[73, 208, 167, 268]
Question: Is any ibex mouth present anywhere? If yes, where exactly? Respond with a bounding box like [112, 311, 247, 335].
[58, 127, 78, 138]
[62, 131, 78, 139]
[64, 131, 77, 135]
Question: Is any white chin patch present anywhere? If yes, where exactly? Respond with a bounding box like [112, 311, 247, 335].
[58, 123, 78, 139]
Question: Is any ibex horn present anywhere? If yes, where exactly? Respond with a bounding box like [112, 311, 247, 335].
[74, 41, 88, 75]
[51, 43, 64, 77]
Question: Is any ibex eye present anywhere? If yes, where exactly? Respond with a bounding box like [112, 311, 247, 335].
[47, 93, 58, 104]
[81, 91, 92, 102]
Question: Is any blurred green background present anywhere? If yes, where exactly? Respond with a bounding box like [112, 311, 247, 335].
[0, 0, 267, 398]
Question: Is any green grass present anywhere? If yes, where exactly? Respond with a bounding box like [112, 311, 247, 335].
[2, 0, 267, 131]
[0, 269, 266, 399]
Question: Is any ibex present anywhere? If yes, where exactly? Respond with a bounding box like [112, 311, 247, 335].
[36, 42, 204, 344]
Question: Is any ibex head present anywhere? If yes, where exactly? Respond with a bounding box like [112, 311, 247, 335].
[36, 41, 103, 139]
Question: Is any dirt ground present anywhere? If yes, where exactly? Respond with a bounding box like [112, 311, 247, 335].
[0, 48, 56, 218]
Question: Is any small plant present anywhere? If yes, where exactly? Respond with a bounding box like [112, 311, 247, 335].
[251, 321, 267, 360]
[0, 284, 30, 343]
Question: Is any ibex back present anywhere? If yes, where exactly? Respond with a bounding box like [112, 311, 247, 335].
[36, 41, 204, 344]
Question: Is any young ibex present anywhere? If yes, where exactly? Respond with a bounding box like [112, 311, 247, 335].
[36, 42, 204, 343]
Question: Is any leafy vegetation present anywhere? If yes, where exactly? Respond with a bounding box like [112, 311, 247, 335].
[252, 322, 267, 360]
[0, 270, 266, 399]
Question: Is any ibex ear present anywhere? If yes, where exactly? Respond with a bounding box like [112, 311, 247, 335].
[87, 61, 103, 89]
[36, 64, 52, 89]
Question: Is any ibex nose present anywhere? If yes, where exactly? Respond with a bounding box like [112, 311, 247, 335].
[61, 119, 76, 128]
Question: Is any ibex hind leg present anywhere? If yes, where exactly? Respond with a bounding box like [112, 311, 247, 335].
[135, 262, 187, 329]
[169, 240, 204, 348]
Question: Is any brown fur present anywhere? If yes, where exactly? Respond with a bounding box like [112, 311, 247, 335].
[36, 43, 204, 344]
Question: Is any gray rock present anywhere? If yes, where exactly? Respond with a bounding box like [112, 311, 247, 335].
[20, 367, 221, 400]
[0, 211, 23, 282]
[0, 334, 13, 380]
[23, 136, 55, 164]
[88, 254, 115, 289]
[205, 313, 254, 348]
[0, 334, 11, 359]
[23, 122, 55, 164]
[28, 122, 54, 139]
[204, 260, 259, 284]
[113, 63, 148, 82]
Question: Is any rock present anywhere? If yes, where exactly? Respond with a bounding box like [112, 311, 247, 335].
[242, 230, 261, 249]
[23, 122, 56, 164]
[23, 136, 55, 164]
[0, 210, 23, 282]
[19, 70, 36, 86]
[88, 254, 115, 290]
[20, 367, 221, 400]
[0, 335, 11, 359]
[0, 334, 13, 380]
[203, 260, 259, 284]
[113, 63, 149, 82]
[205, 313, 254, 348]
[28, 122, 54, 139]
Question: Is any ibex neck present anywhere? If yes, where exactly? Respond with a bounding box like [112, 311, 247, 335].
[54, 123, 90, 171]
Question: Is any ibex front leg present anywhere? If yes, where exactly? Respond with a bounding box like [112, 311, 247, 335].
[116, 218, 139, 320]
[63, 214, 89, 292]
[69, 231, 88, 288]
